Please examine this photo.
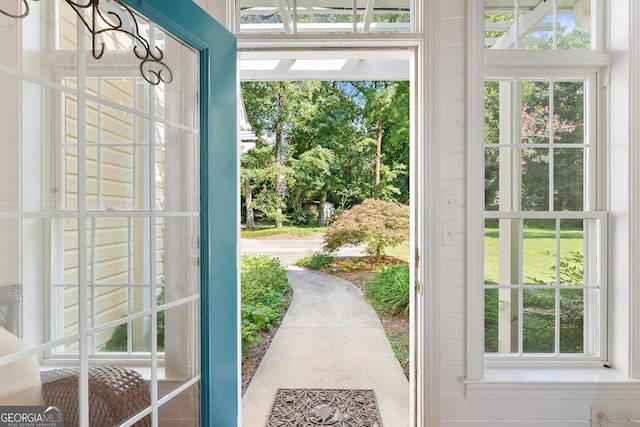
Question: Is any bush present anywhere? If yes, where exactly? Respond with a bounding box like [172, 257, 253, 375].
[294, 251, 336, 269]
[365, 264, 410, 316]
[241, 254, 291, 354]
[289, 208, 318, 226]
[323, 199, 409, 257]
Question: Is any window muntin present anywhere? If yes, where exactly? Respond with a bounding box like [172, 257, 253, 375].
[485, 0, 593, 50]
[236, 0, 412, 34]
[483, 76, 605, 359]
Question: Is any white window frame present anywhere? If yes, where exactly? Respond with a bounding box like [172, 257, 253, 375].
[465, 0, 622, 392]
[482, 73, 607, 363]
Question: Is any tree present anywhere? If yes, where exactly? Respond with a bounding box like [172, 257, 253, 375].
[322, 199, 410, 257]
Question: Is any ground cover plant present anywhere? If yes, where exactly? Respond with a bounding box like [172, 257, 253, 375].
[241, 254, 291, 394]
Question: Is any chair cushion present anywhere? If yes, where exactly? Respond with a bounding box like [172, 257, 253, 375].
[0, 327, 43, 405]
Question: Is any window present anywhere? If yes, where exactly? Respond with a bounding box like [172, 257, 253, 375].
[466, 1, 609, 373]
[484, 0, 597, 50]
[483, 76, 606, 360]
[236, 0, 413, 34]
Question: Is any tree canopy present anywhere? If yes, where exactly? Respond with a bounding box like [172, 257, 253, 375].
[241, 80, 410, 227]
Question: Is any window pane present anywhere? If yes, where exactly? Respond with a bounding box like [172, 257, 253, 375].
[237, 0, 412, 34]
[521, 147, 549, 211]
[521, 81, 550, 144]
[559, 288, 584, 353]
[484, 219, 499, 284]
[553, 81, 584, 144]
[559, 220, 584, 285]
[485, 0, 593, 50]
[554, 148, 584, 211]
[523, 288, 555, 353]
[522, 219, 555, 285]
[484, 147, 500, 211]
[484, 0, 515, 49]
[484, 288, 499, 352]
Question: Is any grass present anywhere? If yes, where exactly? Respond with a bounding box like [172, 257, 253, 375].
[241, 225, 325, 238]
[484, 221, 584, 284]
[385, 241, 410, 262]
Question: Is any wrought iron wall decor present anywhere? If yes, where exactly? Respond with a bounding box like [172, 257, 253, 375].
[0, 0, 29, 18]
[0, 0, 173, 85]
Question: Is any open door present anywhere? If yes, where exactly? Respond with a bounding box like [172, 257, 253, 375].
[0, 0, 237, 425]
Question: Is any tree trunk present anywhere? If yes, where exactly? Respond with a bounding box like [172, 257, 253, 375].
[374, 116, 383, 200]
[317, 184, 329, 227]
[244, 176, 255, 229]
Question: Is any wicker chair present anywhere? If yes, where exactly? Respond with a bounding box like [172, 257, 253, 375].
[41, 366, 151, 427]
[0, 284, 21, 337]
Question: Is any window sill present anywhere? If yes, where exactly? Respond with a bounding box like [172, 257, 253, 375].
[463, 367, 640, 400]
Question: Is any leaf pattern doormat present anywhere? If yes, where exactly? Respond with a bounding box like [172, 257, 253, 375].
[266, 388, 382, 426]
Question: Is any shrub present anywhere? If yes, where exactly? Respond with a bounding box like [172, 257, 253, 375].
[289, 208, 318, 226]
[294, 251, 336, 269]
[365, 264, 410, 317]
[241, 254, 291, 354]
[323, 199, 409, 257]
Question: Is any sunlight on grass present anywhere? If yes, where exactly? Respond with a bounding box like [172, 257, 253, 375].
[484, 222, 584, 284]
[385, 241, 410, 261]
[241, 225, 325, 238]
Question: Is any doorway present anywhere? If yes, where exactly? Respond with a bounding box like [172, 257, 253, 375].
[237, 48, 420, 426]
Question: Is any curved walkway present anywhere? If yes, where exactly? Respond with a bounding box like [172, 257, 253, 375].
[241, 267, 410, 426]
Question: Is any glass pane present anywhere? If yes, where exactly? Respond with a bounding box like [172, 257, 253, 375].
[520, 8, 553, 50]
[559, 220, 584, 285]
[485, 0, 593, 50]
[553, 81, 584, 144]
[485, 0, 515, 49]
[484, 288, 499, 352]
[523, 288, 555, 353]
[484, 219, 499, 284]
[554, 148, 584, 211]
[484, 81, 500, 144]
[158, 382, 200, 427]
[560, 288, 584, 353]
[521, 147, 549, 211]
[159, 217, 200, 302]
[237, 0, 412, 34]
[558, 0, 592, 49]
[484, 147, 500, 211]
[159, 301, 200, 390]
[523, 219, 556, 285]
[521, 81, 550, 144]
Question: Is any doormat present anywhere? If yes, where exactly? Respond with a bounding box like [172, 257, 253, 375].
[266, 388, 382, 426]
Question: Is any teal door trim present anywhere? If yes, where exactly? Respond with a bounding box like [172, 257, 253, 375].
[119, 1, 239, 426]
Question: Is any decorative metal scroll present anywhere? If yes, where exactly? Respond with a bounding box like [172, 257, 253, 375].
[0, 0, 173, 86]
[0, 0, 29, 18]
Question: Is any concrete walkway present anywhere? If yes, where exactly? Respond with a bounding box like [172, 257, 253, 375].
[241, 267, 410, 426]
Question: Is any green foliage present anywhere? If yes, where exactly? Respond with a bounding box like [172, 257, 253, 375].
[294, 252, 336, 269]
[323, 199, 410, 257]
[289, 207, 318, 226]
[365, 264, 410, 317]
[484, 251, 585, 354]
[241, 254, 291, 355]
[387, 331, 410, 378]
[102, 289, 165, 352]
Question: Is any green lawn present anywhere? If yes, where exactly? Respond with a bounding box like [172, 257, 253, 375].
[241, 225, 325, 238]
[484, 221, 584, 284]
[385, 241, 410, 262]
